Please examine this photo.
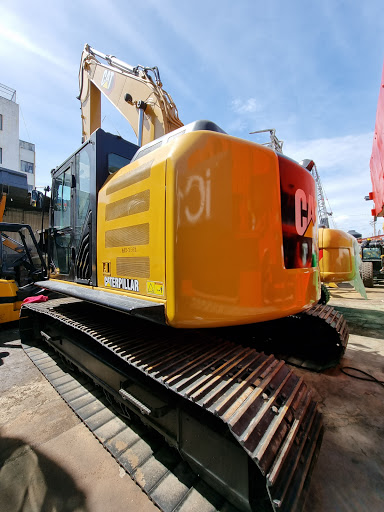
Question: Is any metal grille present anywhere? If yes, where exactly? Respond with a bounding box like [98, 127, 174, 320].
[105, 223, 149, 247]
[116, 256, 150, 278]
[106, 190, 150, 221]
[106, 160, 152, 196]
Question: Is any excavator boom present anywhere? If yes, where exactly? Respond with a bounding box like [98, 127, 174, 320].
[78, 44, 183, 144]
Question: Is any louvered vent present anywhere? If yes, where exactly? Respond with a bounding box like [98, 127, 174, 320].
[106, 190, 150, 221]
[116, 257, 150, 278]
[106, 160, 152, 196]
[105, 223, 149, 248]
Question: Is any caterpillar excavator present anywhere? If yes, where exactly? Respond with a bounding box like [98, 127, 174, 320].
[20, 45, 350, 512]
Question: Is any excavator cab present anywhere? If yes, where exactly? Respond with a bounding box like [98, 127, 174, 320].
[50, 129, 138, 284]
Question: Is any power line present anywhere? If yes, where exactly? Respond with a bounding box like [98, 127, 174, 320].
[19, 105, 32, 142]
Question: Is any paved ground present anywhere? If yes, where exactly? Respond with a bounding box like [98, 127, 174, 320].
[301, 283, 384, 512]
[0, 324, 157, 512]
[0, 285, 383, 512]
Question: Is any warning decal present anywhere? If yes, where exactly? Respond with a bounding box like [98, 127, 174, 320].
[146, 281, 164, 296]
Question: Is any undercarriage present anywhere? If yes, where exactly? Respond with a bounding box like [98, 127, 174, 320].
[20, 297, 347, 511]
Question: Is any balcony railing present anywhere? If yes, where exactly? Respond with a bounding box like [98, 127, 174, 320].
[0, 83, 16, 102]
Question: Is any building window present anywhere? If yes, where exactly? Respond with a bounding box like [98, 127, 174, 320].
[20, 140, 35, 151]
[0, 114, 2, 130]
[0, 147, 2, 164]
[20, 160, 34, 173]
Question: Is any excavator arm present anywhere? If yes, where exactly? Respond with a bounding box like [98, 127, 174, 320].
[78, 44, 183, 145]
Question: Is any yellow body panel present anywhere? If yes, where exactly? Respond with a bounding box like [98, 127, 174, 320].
[97, 131, 320, 327]
[319, 228, 356, 282]
[0, 279, 22, 323]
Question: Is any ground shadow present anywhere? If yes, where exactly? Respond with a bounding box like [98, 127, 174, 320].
[0, 351, 10, 366]
[0, 323, 22, 346]
[0, 436, 88, 512]
[0, 325, 21, 365]
[0, 322, 22, 366]
[303, 433, 384, 512]
[332, 306, 384, 340]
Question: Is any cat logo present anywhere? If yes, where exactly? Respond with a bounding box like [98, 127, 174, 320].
[295, 188, 316, 237]
[101, 70, 114, 94]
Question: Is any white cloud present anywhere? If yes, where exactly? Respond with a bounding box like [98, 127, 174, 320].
[0, 20, 72, 74]
[231, 98, 261, 114]
[284, 132, 375, 237]
[285, 133, 373, 172]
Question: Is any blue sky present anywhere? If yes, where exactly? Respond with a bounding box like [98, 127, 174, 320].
[1, 0, 384, 237]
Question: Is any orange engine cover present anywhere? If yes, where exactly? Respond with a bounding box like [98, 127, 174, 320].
[163, 132, 320, 326]
[97, 130, 320, 327]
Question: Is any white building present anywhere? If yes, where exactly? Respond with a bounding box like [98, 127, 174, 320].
[0, 83, 35, 192]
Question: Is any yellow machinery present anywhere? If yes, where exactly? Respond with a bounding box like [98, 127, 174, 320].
[78, 43, 183, 144]
[0, 219, 47, 323]
[318, 227, 356, 283]
[0, 193, 21, 322]
[96, 130, 319, 328]
[20, 46, 351, 512]
[299, 159, 362, 300]
[0, 278, 23, 323]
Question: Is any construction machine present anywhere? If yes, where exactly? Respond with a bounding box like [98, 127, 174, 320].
[298, 159, 367, 301]
[318, 228, 357, 283]
[363, 60, 384, 285]
[369, 59, 384, 218]
[359, 236, 384, 287]
[0, 191, 48, 323]
[0, 221, 47, 323]
[78, 43, 183, 145]
[20, 45, 350, 512]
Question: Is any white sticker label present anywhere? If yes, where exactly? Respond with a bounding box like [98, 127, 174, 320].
[104, 276, 139, 292]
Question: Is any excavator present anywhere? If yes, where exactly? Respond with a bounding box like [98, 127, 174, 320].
[360, 60, 384, 287]
[20, 45, 350, 512]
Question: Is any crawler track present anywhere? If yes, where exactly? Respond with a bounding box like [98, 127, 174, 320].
[219, 304, 349, 372]
[21, 297, 324, 512]
[22, 340, 237, 512]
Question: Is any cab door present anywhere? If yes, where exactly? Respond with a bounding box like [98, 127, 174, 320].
[51, 164, 73, 278]
[51, 143, 92, 283]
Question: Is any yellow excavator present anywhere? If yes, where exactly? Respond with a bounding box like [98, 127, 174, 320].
[20, 45, 350, 512]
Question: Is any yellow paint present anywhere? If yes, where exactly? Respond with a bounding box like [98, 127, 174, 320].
[319, 228, 356, 283]
[96, 131, 319, 327]
[0, 279, 22, 324]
